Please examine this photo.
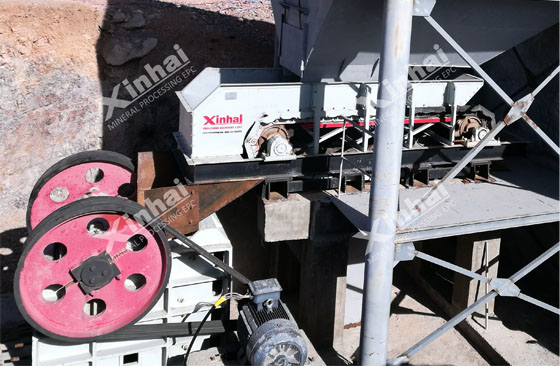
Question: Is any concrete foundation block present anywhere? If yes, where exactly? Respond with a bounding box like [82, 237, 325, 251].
[258, 193, 312, 242]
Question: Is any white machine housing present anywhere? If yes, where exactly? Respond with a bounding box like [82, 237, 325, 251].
[176, 68, 484, 162]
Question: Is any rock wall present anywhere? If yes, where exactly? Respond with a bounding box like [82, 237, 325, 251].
[0, 3, 104, 232]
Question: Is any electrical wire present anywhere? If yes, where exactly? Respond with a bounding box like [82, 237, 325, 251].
[183, 296, 228, 366]
[225, 291, 252, 301]
[182, 290, 252, 365]
[179, 302, 214, 323]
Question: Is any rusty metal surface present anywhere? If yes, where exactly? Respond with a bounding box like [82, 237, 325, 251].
[454, 116, 483, 138]
[140, 186, 200, 235]
[503, 93, 534, 126]
[196, 180, 262, 219]
[137, 151, 261, 235]
[137, 152, 157, 192]
[137, 151, 182, 189]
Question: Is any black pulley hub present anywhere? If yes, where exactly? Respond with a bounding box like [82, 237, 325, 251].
[70, 252, 120, 294]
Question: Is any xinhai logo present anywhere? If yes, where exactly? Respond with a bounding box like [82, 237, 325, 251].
[203, 114, 243, 125]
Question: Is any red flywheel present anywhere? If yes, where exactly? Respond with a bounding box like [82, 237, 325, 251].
[26, 150, 136, 231]
[15, 197, 171, 342]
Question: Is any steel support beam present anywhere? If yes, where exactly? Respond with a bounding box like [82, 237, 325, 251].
[390, 291, 498, 366]
[517, 293, 560, 315]
[415, 250, 488, 283]
[533, 66, 560, 97]
[360, 0, 414, 364]
[338, 122, 348, 197]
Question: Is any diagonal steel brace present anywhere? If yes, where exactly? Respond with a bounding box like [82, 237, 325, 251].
[425, 15, 560, 156]
[406, 18, 560, 214]
[389, 242, 560, 365]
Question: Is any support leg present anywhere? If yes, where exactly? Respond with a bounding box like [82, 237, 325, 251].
[299, 239, 348, 350]
[360, 0, 414, 364]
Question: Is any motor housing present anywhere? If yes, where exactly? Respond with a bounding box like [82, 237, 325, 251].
[238, 279, 307, 366]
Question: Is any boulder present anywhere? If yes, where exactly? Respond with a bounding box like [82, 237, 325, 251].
[102, 35, 157, 66]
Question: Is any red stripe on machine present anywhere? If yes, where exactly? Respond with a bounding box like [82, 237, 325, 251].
[300, 117, 451, 129]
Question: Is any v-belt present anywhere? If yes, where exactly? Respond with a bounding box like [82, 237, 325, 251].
[98, 214, 250, 344]
[54, 217, 249, 344]
[161, 219, 251, 285]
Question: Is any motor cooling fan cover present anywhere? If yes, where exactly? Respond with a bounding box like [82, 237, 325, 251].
[239, 298, 307, 366]
[246, 319, 307, 366]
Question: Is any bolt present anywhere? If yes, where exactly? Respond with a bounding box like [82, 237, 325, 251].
[177, 298, 184, 303]
[89, 266, 96, 272]
[102, 270, 108, 276]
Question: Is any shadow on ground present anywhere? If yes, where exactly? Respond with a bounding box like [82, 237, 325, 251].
[345, 264, 490, 366]
[496, 223, 559, 355]
[1, 228, 31, 365]
[1, 228, 27, 295]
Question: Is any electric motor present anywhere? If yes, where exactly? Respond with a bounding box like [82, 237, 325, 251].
[238, 279, 307, 366]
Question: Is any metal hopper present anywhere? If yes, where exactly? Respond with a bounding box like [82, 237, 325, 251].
[272, 0, 559, 81]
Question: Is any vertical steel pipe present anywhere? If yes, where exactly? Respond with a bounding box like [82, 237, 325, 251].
[360, 0, 414, 364]
[484, 241, 489, 330]
[338, 122, 347, 197]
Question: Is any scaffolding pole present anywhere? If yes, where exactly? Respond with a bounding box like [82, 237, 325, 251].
[359, 0, 414, 364]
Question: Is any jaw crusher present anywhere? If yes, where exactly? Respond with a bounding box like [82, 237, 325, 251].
[15, 0, 557, 364]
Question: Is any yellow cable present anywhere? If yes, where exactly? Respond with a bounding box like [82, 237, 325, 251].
[214, 296, 227, 308]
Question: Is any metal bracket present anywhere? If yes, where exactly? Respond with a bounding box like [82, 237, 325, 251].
[312, 83, 326, 155]
[504, 93, 534, 125]
[489, 278, 520, 297]
[395, 243, 416, 262]
[356, 84, 372, 112]
[413, 0, 436, 16]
